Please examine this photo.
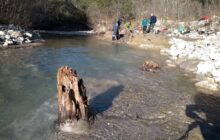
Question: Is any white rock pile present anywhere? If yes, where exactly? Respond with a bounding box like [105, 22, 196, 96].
[0, 24, 41, 48]
[152, 16, 220, 41]
[161, 33, 220, 92]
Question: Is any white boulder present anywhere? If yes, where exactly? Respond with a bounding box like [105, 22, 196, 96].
[195, 79, 218, 91]
[3, 42, 8, 47]
[11, 31, 22, 38]
[24, 32, 32, 38]
[7, 30, 14, 35]
[5, 35, 10, 40]
[211, 69, 220, 82]
[6, 39, 13, 45]
[0, 31, 5, 36]
[24, 38, 31, 43]
[196, 62, 215, 75]
[17, 37, 24, 44]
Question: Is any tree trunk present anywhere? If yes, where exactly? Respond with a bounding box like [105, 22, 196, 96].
[57, 66, 88, 124]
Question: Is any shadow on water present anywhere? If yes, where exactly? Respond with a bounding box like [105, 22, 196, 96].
[88, 85, 124, 121]
[179, 93, 220, 140]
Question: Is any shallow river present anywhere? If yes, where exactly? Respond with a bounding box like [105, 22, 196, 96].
[0, 37, 220, 140]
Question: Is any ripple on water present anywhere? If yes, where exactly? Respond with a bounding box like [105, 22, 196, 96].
[60, 120, 89, 134]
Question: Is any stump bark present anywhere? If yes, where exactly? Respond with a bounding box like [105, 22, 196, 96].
[57, 66, 88, 124]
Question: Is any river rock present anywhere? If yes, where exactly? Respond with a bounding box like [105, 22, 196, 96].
[17, 37, 24, 44]
[161, 17, 220, 91]
[24, 32, 32, 38]
[5, 35, 10, 40]
[11, 31, 22, 38]
[3, 42, 8, 47]
[211, 69, 220, 83]
[0, 31, 5, 36]
[7, 30, 14, 35]
[0, 24, 42, 48]
[195, 79, 218, 92]
[179, 60, 199, 72]
[196, 61, 215, 75]
[24, 38, 31, 43]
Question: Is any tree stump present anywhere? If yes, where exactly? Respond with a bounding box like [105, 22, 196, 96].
[140, 60, 160, 72]
[57, 66, 88, 124]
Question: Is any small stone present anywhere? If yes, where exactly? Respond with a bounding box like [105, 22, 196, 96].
[157, 114, 166, 119]
[11, 31, 22, 38]
[24, 32, 33, 38]
[24, 38, 31, 43]
[5, 35, 10, 40]
[167, 63, 176, 67]
[0, 31, 5, 36]
[3, 42, 8, 47]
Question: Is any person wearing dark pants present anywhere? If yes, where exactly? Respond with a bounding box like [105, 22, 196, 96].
[112, 23, 119, 40]
[112, 18, 122, 40]
[141, 17, 150, 34]
[149, 13, 157, 33]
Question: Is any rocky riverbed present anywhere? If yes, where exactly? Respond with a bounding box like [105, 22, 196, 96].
[0, 24, 43, 49]
[161, 33, 220, 92]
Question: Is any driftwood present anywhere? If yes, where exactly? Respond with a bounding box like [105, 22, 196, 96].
[140, 60, 160, 72]
[57, 66, 88, 124]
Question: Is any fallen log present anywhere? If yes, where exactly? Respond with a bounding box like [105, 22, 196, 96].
[57, 66, 88, 124]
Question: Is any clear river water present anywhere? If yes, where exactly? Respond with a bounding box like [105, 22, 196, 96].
[0, 37, 220, 140]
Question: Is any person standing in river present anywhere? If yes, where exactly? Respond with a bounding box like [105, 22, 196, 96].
[149, 13, 157, 33]
[112, 17, 123, 40]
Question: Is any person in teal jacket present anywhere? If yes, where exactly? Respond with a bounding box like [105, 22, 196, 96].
[141, 17, 150, 34]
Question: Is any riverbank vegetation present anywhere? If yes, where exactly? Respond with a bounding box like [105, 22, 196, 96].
[0, 0, 88, 30]
[0, 0, 220, 30]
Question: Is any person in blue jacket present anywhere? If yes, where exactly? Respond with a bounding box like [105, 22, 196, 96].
[141, 17, 150, 34]
[149, 13, 157, 33]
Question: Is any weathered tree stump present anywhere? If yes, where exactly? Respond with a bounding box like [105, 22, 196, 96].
[57, 66, 88, 124]
[140, 60, 160, 72]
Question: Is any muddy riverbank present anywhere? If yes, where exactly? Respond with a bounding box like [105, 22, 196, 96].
[95, 31, 170, 50]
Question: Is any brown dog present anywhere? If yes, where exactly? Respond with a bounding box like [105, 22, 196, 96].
[141, 60, 160, 72]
